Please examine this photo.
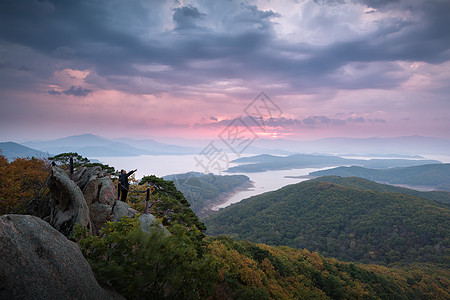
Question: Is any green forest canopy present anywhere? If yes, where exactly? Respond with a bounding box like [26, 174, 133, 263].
[205, 178, 450, 266]
[309, 164, 450, 191]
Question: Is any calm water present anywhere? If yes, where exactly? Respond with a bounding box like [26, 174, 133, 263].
[92, 155, 202, 179]
[92, 154, 334, 209]
[93, 153, 450, 210]
[212, 166, 337, 210]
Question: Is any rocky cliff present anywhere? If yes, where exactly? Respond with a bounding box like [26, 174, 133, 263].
[39, 165, 138, 236]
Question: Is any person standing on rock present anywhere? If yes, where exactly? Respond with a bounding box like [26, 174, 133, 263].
[118, 169, 137, 202]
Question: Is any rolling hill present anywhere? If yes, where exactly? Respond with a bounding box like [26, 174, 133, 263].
[23, 133, 197, 156]
[163, 172, 253, 217]
[205, 178, 450, 266]
[309, 164, 450, 191]
[308, 176, 450, 205]
[0, 142, 49, 161]
[225, 154, 441, 173]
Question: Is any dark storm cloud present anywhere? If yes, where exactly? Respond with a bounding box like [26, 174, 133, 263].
[354, 0, 401, 9]
[173, 5, 206, 29]
[194, 116, 302, 129]
[303, 115, 347, 126]
[0, 0, 449, 96]
[62, 86, 92, 97]
[48, 86, 92, 97]
[48, 89, 61, 95]
[196, 114, 383, 130]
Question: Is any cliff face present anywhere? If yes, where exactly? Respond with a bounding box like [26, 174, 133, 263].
[0, 214, 124, 300]
[37, 165, 137, 236]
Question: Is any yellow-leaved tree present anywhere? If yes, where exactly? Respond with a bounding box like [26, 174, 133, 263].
[0, 154, 50, 215]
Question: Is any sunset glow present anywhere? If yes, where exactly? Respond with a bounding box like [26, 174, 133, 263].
[0, 0, 449, 141]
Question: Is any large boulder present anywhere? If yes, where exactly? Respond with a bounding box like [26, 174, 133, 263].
[74, 166, 117, 233]
[74, 166, 116, 206]
[139, 213, 171, 236]
[39, 166, 166, 236]
[0, 214, 124, 300]
[47, 166, 91, 236]
[89, 202, 113, 232]
[112, 200, 138, 222]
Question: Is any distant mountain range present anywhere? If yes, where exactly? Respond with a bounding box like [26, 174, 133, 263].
[2, 134, 450, 160]
[205, 177, 450, 266]
[20, 134, 199, 157]
[226, 153, 441, 173]
[250, 135, 450, 156]
[309, 164, 450, 191]
[0, 142, 49, 160]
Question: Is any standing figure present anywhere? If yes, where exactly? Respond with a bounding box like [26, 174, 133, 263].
[118, 169, 137, 202]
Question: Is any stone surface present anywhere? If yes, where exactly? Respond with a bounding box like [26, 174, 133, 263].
[47, 166, 91, 236]
[82, 175, 99, 206]
[97, 176, 116, 206]
[112, 200, 138, 222]
[73, 166, 117, 233]
[89, 202, 113, 233]
[0, 214, 124, 300]
[73, 166, 103, 191]
[139, 214, 171, 236]
[34, 165, 167, 236]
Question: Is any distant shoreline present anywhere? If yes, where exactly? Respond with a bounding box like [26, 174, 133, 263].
[197, 180, 255, 218]
[284, 175, 315, 179]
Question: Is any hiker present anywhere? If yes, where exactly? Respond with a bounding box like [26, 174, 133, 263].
[118, 169, 137, 202]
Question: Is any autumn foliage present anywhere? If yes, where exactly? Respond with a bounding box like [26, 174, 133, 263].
[0, 154, 50, 215]
[208, 236, 450, 299]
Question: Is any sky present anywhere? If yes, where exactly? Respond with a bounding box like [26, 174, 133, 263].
[0, 0, 449, 142]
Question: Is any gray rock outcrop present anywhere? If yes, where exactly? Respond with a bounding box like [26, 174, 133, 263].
[73, 166, 118, 233]
[112, 200, 139, 222]
[47, 166, 92, 236]
[36, 165, 163, 237]
[139, 214, 171, 236]
[73, 166, 116, 207]
[0, 214, 124, 300]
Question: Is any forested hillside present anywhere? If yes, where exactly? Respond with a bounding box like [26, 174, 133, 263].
[309, 164, 450, 191]
[163, 172, 253, 216]
[207, 236, 449, 299]
[226, 154, 441, 173]
[205, 180, 450, 266]
[309, 176, 450, 205]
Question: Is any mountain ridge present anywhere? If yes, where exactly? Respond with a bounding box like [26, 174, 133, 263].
[226, 153, 442, 173]
[309, 164, 450, 191]
[0, 142, 49, 161]
[251, 135, 450, 155]
[21, 133, 198, 157]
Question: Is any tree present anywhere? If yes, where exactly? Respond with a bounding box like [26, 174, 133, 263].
[73, 217, 218, 299]
[48, 152, 118, 176]
[139, 175, 206, 232]
[0, 155, 50, 215]
[49, 152, 89, 168]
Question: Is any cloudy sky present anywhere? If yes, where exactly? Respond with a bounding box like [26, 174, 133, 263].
[0, 0, 449, 141]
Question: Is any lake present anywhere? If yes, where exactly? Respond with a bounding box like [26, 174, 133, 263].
[212, 166, 337, 210]
[93, 153, 450, 210]
[92, 154, 336, 209]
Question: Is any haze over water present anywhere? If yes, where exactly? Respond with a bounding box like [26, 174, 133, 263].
[93, 153, 450, 210]
[93, 154, 335, 207]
